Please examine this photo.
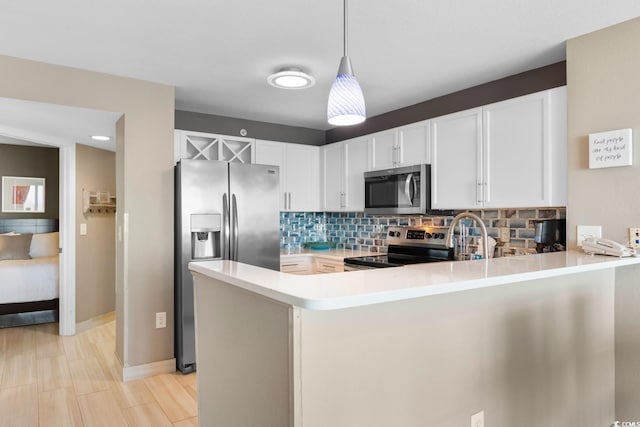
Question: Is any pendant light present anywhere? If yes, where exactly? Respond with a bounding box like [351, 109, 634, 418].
[327, 0, 366, 126]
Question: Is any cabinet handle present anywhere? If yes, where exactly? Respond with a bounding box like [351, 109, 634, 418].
[340, 192, 346, 209]
[284, 192, 287, 210]
[288, 192, 292, 210]
[476, 182, 482, 204]
[320, 264, 336, 270]
[281, 263, 299, 268]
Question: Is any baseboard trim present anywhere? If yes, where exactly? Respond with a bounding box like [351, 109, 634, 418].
[118, 357, 176, 382]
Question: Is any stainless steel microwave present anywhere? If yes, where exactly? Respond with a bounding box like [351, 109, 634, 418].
[364, 164, 431, 214]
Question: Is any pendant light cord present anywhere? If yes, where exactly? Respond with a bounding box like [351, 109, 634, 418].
[343, 0, 348, 57]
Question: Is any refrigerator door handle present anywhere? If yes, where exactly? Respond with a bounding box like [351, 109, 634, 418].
[222, 193, 230, 260]
[231, 193, 239, 261]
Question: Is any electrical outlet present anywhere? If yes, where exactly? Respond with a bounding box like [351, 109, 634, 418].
[577, 225, 602, 247]
[155, 312, 166, 329]
[499, 227, 510, 243]
[630, 227, 640, 249]
[471, 410, 484, 427]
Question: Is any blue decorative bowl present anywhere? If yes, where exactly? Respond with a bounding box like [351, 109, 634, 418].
[304, 242, 335, 251]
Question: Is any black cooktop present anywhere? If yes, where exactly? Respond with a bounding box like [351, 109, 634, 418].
[344, 247, 454, 268]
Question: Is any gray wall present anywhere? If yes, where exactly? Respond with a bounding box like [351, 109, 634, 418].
[567, 16, 640, 420]
[175, 110, 325, 146]
[75, 144, 115, 323]
[0, 143, 59, 220]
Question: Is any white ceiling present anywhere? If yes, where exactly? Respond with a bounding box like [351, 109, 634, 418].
[0, 98, 121, 151]
[0, 0, 639, 136]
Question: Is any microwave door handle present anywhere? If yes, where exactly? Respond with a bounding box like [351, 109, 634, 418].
[404, 174, 414, 206]
[411, 174, 417, 204]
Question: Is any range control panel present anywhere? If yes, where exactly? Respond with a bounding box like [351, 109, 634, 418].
[387, 226, 450, 247]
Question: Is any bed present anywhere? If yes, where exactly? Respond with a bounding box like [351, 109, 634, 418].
[0, 218, 59, 327]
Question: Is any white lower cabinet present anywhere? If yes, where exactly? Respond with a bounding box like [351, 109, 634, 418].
[280, 255, 345, 275]
[430, 87, 567, 210]
[255, 140, 320, 212]
[322, 136, 369, 211]
[313, 257, 345, 273]
[280, 256, 313, 275]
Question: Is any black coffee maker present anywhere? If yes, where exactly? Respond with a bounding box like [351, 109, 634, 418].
[533, 219, 566, 253]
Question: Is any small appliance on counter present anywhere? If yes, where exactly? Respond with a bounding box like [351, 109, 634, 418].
[533, 219, 566, 253]
[343, 226, 455, 270]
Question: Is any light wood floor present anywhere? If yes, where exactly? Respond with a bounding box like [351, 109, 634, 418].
[0, 319, 198, 427]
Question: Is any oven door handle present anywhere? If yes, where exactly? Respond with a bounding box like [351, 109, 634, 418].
[405, 174, 417, 206]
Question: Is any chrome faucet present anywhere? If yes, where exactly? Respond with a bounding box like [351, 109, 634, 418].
[446, 212, 489, 259]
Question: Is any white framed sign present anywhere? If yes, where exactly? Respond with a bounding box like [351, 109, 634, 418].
[589, 128, 633, 169]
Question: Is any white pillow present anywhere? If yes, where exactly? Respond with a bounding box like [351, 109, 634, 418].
[1, 231, 20, 235]
[29, 232, 59, 258]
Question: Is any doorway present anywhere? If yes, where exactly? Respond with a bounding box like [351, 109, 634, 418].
[0, 97, 121, 336]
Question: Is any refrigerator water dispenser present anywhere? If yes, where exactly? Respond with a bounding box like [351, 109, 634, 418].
[191, 213, 221, 259]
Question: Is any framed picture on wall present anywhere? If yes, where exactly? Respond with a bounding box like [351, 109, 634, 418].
[1, 176, 46, 213]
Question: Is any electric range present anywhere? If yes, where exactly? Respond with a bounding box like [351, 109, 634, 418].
[343, 226, 454, 270]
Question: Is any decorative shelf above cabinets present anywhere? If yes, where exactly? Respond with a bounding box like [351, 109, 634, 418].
[83, 189, 116, 214]
[174, 130, 255, 164]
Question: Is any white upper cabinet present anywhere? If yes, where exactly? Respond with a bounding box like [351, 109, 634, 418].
[255, 140, 320, 212]
[431, 108, 483, 210]
[322, 136, 370, 212]
[370, 129, 398, 170]
[397, 120, 431, 166]
[344, 137, 370, 211]
[174, 130, 254, 164]
[322, 142, 345, 211]
[370, 121, 430, 171]
[430, 87, 567, 210]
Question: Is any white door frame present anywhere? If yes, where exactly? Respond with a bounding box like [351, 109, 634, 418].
[0, 125, 76, 335]
[58, 144, 76, 335]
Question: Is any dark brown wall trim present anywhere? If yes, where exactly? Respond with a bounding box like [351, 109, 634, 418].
[325, 61, 567, 144]
[175, 110, 326, 146]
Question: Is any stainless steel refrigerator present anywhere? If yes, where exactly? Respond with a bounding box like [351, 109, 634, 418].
[175, 159, 280, 373]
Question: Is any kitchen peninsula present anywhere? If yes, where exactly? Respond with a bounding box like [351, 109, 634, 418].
[190, 253, 640, 426]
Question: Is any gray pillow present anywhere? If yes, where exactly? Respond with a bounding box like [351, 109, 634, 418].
[0, 233, 33, 260]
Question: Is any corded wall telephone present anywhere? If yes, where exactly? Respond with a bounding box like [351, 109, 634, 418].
[582, 237, 635, 257]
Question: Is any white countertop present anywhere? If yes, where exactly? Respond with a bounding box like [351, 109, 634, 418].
[189, 252, 640, 311]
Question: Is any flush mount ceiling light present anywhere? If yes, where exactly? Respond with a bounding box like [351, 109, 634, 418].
[327, 0, 366, 126]
[267, 68, 316, 89]
[90, 135, 111, 141]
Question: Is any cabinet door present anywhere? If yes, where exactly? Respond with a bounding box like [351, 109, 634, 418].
[322, 143, 345, 211]
[255, 140, 287, 210]
[482, 91, 549, 208]
[286, 144, 320, 211]
[430, 108, 483, 209]
[370, 129, 398, 170]
[344, 137, 370, 211]
[398, 120, 430, 166]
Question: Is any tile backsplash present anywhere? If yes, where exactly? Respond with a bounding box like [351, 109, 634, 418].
[280, 207, 566, 257]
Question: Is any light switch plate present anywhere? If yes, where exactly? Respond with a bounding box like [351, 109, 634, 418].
[156, 312, 166, 329]
[577, 225, 602, 247]
[471, 410, 484, 427]
[80, 223, 87, 236]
